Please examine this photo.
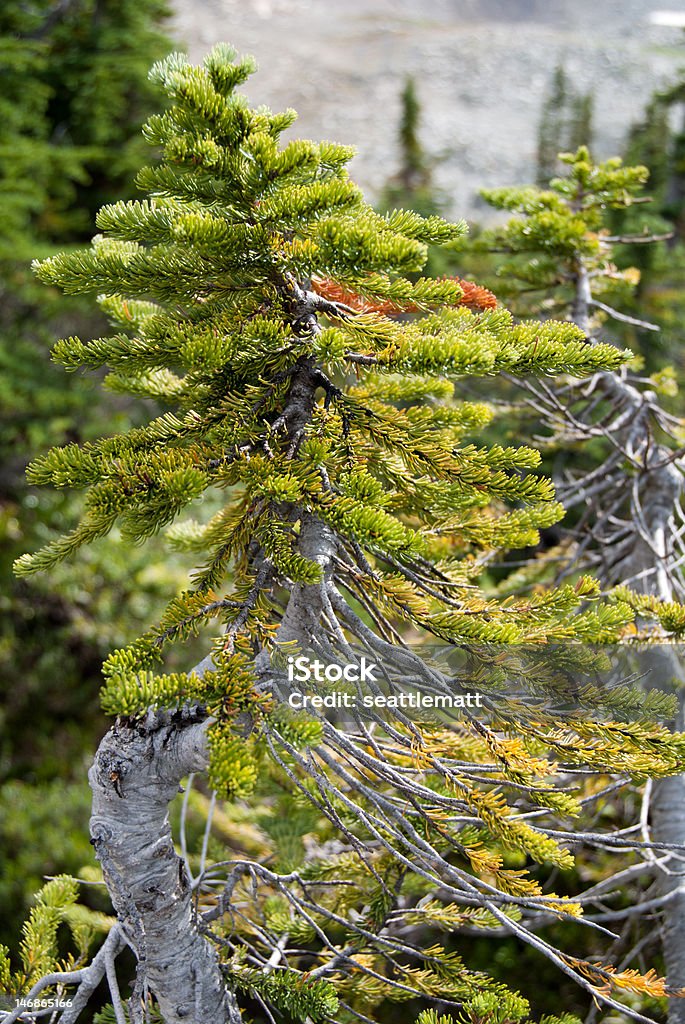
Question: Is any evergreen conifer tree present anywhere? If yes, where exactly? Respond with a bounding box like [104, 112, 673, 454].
[376, 76, 459, 279]
[536, 66, 594, 187]
[379, 77, 441, 218]
[479, 146, 685, 1024]
[5, 51, 685, 1024]
[612, 80, 685, 368]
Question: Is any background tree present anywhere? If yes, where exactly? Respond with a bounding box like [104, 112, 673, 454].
[606, 68, 685, 370]
[4, 48, 685, 1024]
[379, 77, 441, 217]
[0, 0, 177, 779]
[478, 146, 685, 1024]
[0, 0, 179, 946]
[536, 65, 594, 187]
[376, 77, 459, 279]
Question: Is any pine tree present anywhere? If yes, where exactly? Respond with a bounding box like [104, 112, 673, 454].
[611, 80, 685, 369]
[536, 66, 593, 187]
[376, 76, 458, 279]
[379, 77, 441, 216]
[6, 50, 685, 1024]
[479, 146, 685, 1024]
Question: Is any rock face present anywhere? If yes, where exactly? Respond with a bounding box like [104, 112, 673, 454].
[170, 0, 685, 219]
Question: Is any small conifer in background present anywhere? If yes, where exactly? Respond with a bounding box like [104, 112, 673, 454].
[536, 65, 594, 187]
[479, 146, 685, 1024]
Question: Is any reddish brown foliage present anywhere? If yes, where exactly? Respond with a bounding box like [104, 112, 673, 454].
[311, 276, 497, 314]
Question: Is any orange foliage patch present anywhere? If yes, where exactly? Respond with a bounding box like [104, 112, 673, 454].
[568, 958, 685, 1000]
[311, 275, 497, 314]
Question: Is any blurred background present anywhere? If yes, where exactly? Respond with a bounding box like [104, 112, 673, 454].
[172, 0, 685, 218]
[2, 0, 685, 1017]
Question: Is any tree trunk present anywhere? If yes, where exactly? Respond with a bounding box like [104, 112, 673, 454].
[89, 710, 240, 1024]
[652, 763, 685, 1022]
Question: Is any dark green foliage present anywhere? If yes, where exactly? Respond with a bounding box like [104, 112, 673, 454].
[0, 0, 175, 780]
[0, 0, 173, 254]
[0, 3, 182, 981]
[607, 74, 685, 368]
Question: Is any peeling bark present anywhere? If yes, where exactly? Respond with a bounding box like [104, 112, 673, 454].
[89, 712, 240, 1024]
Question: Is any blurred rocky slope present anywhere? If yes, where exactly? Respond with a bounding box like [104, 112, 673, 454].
[171, 0, 685, 220]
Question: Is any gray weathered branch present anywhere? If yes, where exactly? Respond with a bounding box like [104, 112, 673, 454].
[556, 258, 685, 1023]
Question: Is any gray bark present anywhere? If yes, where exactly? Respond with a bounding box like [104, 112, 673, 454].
[568, 263, 685, 1022]
[89, 711, 240, 1024]
[600, 360, 685, 1024]
[651, 708, 685, 1023]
